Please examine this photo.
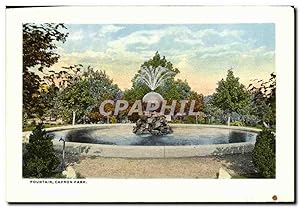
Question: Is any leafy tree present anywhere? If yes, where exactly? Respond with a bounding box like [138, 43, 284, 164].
[23, 124, 60, 178]
[23, 23, 68, 71]
[248, 73, 276, 128]
[124, 85, 149, 102]
[157, 79, 191, 100]
[126, 52, 191, 100]
[128, 52, 180, 96]
[57, 79, 94, 124]
[140, 51, 180, 75]
[250, 74, 276, 177]
[203, 104, 225, 124]
[30, 83, 60, 121]
[125, 52, 176, 109]
[57, 66, 122, 124]
[23, 71, 41, 120]
[187, 91, 204, 112]
[212, 69, 250, 121]
[84, 67, 123, 104]
[125, 52, 204, 122]
[23, 23, 68, 119]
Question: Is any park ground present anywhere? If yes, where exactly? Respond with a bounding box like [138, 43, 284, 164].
[66, 153, 260, 178]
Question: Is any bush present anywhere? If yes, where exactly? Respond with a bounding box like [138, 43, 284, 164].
[23, 124, 60, 178]
[242, 114, 260, 127]
[230, 121, 245, 126]
[252, 129, 276, 178]
[111, 116, 117, 124]
[182, 116, 197, 124]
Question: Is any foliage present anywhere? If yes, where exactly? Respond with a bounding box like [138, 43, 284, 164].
[126, 51, 183, 100]
[84, 67, 123, 103]
[181, 113, 205, 124]
[57, 78, 93, 123]
[87, 111, 103, 123]
[157, 79, 192, 100]
[212, 69, 250, 113]
[241, 114, 260, 127]
[203, 104, 225, 124]
[23, 70, 41, 118]
[230, 121, 244, 127]
[53, 172, 67, 178]
[23, 23, 68, 70]
[124, 52, 204, 122]
[140, 51, 180, 75]
[23, 123, 64, 132]
[23, 124, 60, 178]
[124, 85, 149, 102]
[23, 23, 68, 119]
[252, 129, 276, 178]
[57, 67, 122, 123]
[248, 73, 276, 127]
[33, 84, 60, 120]
[111, 116, 117, 124]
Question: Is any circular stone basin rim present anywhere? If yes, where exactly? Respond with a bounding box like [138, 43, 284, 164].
[35, 124, 261, 158]
[51, 139, 256, 158]
[43, 123, 262, 134]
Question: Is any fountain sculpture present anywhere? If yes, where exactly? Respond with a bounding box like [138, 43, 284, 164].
[133, 66, 174, 135]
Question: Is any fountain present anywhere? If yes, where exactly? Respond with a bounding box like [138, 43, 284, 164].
[36, 66, 260, 159]
[133, 66, 174, 135]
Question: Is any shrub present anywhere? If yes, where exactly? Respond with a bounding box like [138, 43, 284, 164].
[242, 114, 260, 127]
[230, 121, 245, 126]
[111, 116, 117, 123]
[252, 129, 276, 178]
[23, 124, 60, 178]
[182, 115, 197, 124]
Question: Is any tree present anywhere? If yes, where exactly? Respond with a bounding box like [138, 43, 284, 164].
[57, 66, 122, 124]
[203, 104, 225, 124]
[187, 91, 204, 112]
[250, 73, 276, 177]
[27, 83, 61, 121]
[157, 79, 191, 100]
[124, 52, 181, 116]
[23, 124, 60, 178]
[126, 52, 190, 100]
[124, 52, 204, 122]
[23, 23, 68, 119]
[212, 69, 250, 124]
[129, 51, 180, 95]
[57, 78, 94, 124]
[141, 51, 180, 75]
[248, 73, 276, 128]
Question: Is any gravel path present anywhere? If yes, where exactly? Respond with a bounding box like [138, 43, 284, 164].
[73, 153, 259, 178]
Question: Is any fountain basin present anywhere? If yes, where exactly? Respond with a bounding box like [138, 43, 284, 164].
[23, 124, 261, 158]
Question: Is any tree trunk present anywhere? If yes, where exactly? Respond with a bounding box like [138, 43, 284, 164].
[72, 111, 76, 125]
[107, 116, 109, 124]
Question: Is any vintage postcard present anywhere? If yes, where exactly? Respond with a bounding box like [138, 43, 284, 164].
[6, 6, 295, 203]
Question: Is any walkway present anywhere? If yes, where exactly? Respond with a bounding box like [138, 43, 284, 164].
[72, 153, 259, 178]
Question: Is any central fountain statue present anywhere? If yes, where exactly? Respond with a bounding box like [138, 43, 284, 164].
[133, 66, 174, 136]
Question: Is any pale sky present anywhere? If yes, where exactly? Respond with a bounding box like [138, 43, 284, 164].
[50, 24, 275, 95]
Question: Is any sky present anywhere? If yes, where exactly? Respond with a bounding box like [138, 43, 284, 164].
[51, 24, 275, 95]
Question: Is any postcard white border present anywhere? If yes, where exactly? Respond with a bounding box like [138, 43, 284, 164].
[6, 6, 295, 202]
